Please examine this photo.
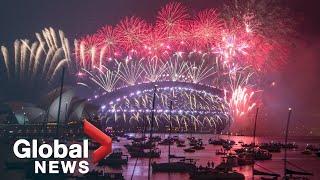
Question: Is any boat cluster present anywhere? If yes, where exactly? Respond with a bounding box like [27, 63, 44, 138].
[124, 140, 161, 158]
[258, 142, 298, 152]
[184, 137, 205, 153]
[302, 144, 320, 156]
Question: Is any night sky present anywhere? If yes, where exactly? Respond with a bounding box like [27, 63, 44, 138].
[0, 0, 319, 136]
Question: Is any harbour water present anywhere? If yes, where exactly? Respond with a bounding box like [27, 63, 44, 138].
[0, 134, 319, 179]
[101, 134, 320, 180]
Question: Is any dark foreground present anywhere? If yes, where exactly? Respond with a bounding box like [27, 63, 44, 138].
[0, 134, 319, 180]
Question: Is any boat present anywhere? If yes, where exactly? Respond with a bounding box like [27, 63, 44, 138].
[227, 140, 235, 145]
[235, 148, 272, 160]
[128, 148, 161, 158]
[241, 143, 254, 148]
[301, 149, 312, 155]
[237, 153, 254, 166]
[208, 138, 224, 145]
[285, 168, 313, 178]
[259, 143, 281, 153]
[190, 169, 245, 180]
[169, 154, 186, 159]
[258, 142, 298, 152]
[224, 155, 239, 167]
[152, 159, 197, 173]
[222, 143, 232, 150]
[184, 147, 196, 153]
[250, 108, 278, 180]
[252, 149, 272, 160]
[177, 141, 186, 147]
[208, 138, 235, 146]
[193, 145, 205, 150]
[176, 139, 185, 143]
[305, 144, 320, 151]
[217, 154, 254, 168]
[187, 137, 195, 141]
[158, 138, 174, 145]
[234, 148, 246, 154]
[129, 137, 145, 142]
[152, 104, 197, 172]
[189, 138, 203, 146]
[124, 141, 155, 151]
[172, 135, 179, 141]
[189, 138, 205, 150]
[215, 160, 233, 172]
[283, 109, 313, 179]
[282, 142, 298, 149]
[98, 148, 128, 167]
[150, 136, 161, 142]
[253, 169, 280, 179]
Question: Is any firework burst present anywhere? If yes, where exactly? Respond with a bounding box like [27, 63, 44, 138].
[222, 0, 296, 71]
[81, 66, 120, 92]
[115, 16, 151, 53]
[96, 25, 120, 58]
[187, 59, 216, 84]
[1, 40, 69, 82]
[117, 58, 144, 86]
[165, 53, 189, 81]
[222, 65, 259, 123]
[0, 28, 70, 102]
[76, 1, 295, 75]
[142, 57, 167, 82]
[156, 2, 189, 46]
[190, 9, 223, 49]
[228, 86, 257, 121]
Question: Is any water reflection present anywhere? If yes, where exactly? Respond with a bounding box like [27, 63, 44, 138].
[101, 134, 319, 180]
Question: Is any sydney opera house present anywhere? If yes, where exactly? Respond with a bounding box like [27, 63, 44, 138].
[0, 88, 91, 125]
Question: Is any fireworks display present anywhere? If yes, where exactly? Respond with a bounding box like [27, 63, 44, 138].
[0, 28, 71, 102]
[74, 1, 294, 71]
[0, 1, 297, 132]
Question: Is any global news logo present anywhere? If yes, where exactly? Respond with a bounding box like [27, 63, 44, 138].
[12, 120, 112, 174]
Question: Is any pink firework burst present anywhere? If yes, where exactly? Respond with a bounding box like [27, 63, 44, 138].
[115, 16, 151, 53]
[143, 27, 169, 58]
[96, 25, 120, 59]
[190, 9, 223, 49]
[75, 1, 295, 75]
[156, 2, 189, 47]
[221, 0, 295, 72]
[231, 20, 289, 72]
[212, 20, 249, 64]
[243, 35, 289, 72]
